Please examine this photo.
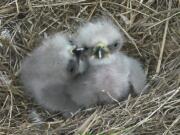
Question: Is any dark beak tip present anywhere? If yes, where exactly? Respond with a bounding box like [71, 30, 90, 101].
[72, 49, 82, 57]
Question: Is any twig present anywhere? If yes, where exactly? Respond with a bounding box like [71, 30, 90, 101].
[15, 0, 20, 14]
[75, 110, 98, 135]
[156, 0, 172, 74]
[127, 86, 180, 134]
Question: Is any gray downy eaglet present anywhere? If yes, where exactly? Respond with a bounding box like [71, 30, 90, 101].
[20, 33, 87, 116]
[70, 18, 147, 107]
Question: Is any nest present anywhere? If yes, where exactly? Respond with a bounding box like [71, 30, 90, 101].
[0, 0, 180, 134]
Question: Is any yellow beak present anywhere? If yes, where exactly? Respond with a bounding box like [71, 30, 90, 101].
[93, 42, 110, 59]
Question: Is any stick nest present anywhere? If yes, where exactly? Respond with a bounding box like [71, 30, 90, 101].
[0, 0, 180, 134]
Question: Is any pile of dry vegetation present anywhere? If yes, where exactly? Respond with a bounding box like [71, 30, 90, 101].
[0, 0, 180, 134]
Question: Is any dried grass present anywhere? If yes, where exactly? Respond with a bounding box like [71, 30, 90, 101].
[0, 0, 180, 134]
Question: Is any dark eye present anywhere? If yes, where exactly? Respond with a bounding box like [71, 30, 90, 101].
[68, 39, 74, 46]
[113, 42, 118, 47]
[84, 46, 89, 51]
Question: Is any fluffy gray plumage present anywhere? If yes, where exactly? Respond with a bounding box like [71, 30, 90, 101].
[20, 33, 87, 115]
[20, 19, 147, 116]
[71, 18, 147, 107]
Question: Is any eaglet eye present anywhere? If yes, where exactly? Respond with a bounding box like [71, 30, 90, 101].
[83, 46, 89, 51]
[113, 42, 118, 47]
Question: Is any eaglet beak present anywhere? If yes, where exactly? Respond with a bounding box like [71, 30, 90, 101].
[72, 47, 85, 58]
[93, 42, 110, 59]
